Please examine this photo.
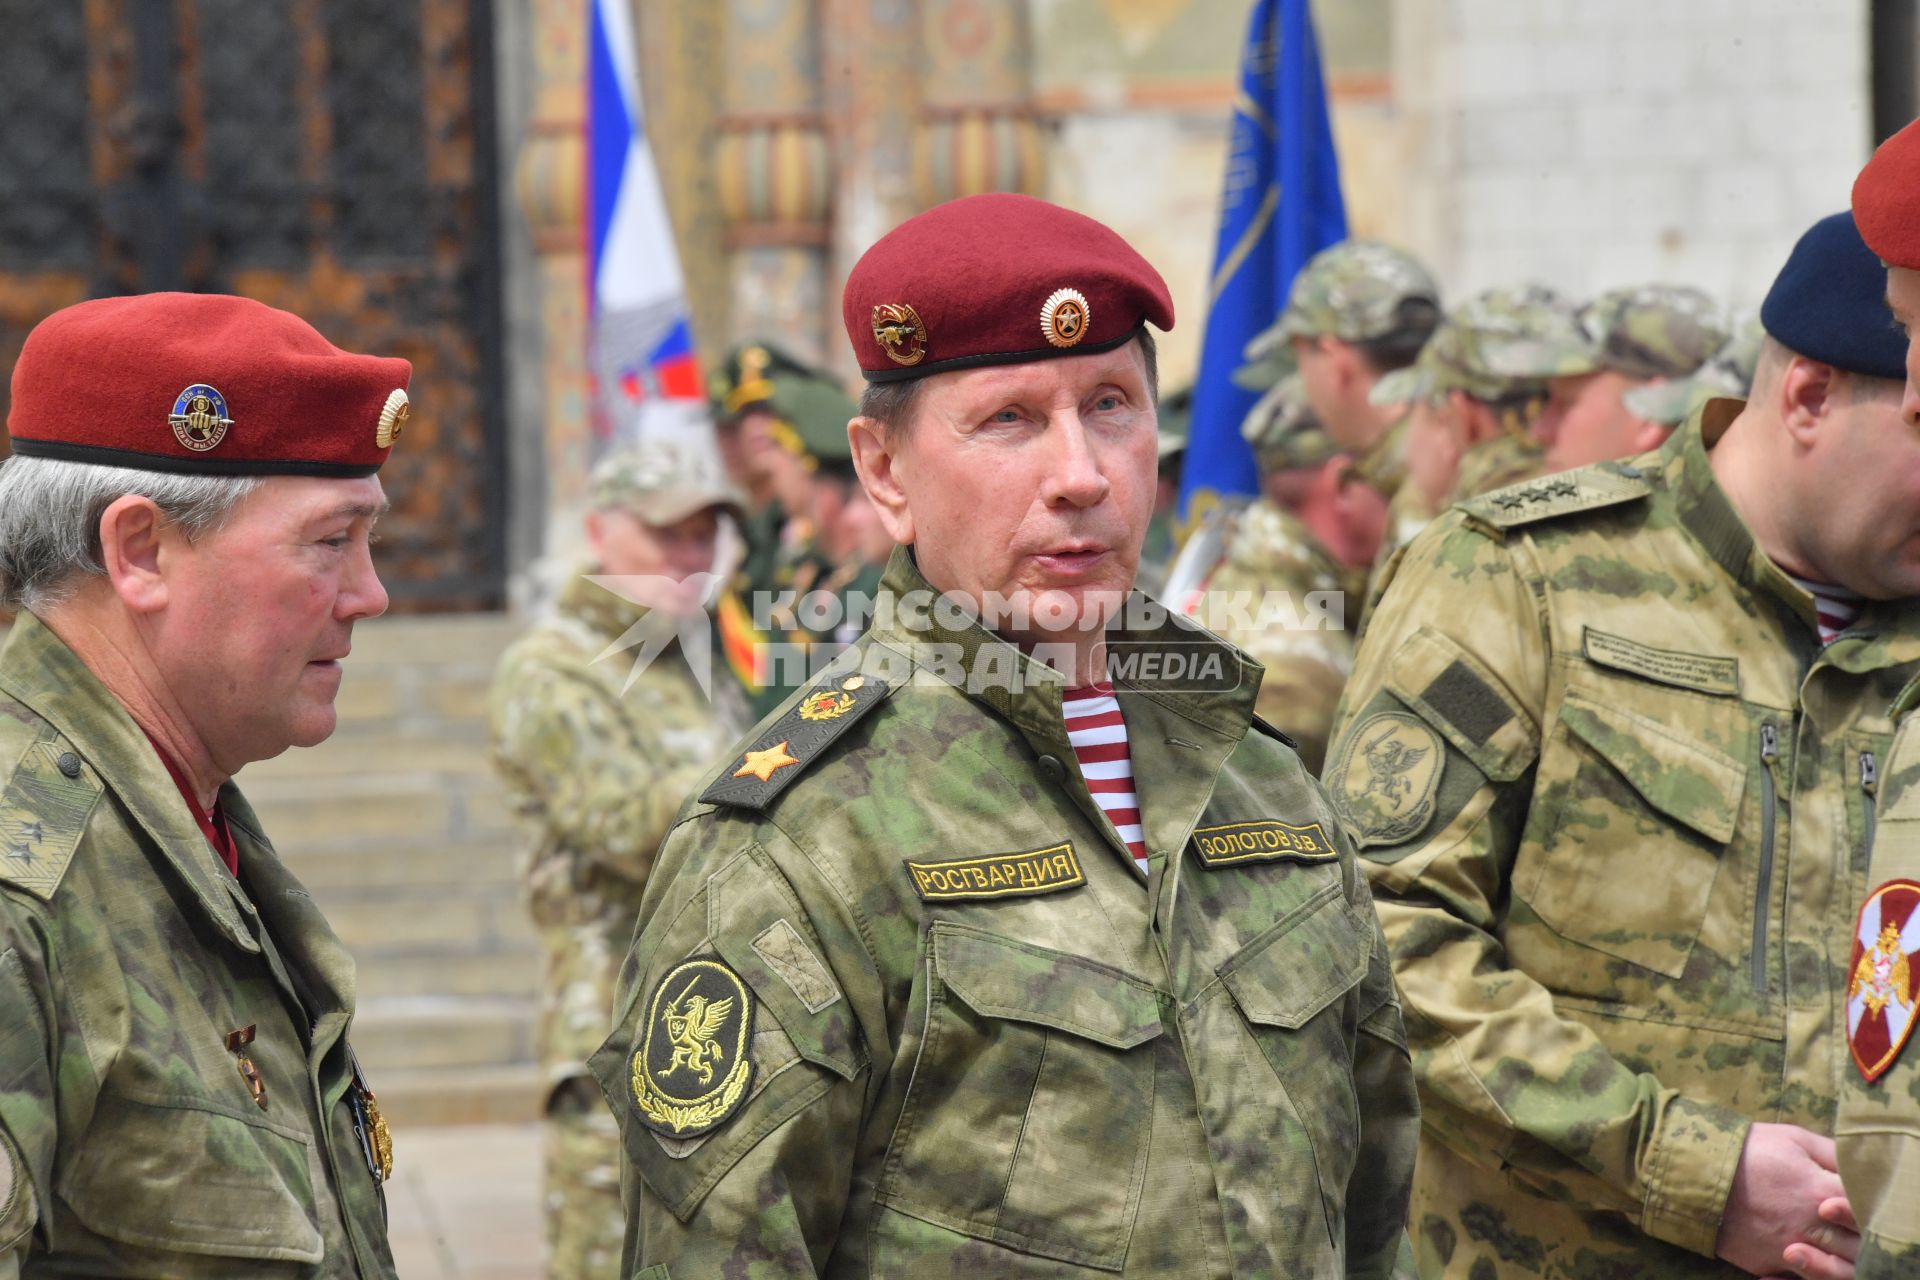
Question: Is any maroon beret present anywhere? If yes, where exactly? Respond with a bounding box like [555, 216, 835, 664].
[842, 193, 1174, 382]
[8, 292, 413, 477]
[1854, 117, 1920, 270]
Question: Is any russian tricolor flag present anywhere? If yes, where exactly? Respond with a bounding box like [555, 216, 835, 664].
[587, 0, 710, 448]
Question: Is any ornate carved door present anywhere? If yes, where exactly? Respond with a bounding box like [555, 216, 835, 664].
[0, 0, 505, 609]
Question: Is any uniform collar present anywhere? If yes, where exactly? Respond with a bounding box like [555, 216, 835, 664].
[0, 612, 261, 952]
[556, 565, 653, 641]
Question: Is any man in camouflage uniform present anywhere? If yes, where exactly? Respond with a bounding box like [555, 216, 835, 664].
[1325, 211, 1915, 1279]
[0, 294, 407, 1276]
[1192, 375, 1386, 773]
[1247, 239, 1443, 498]
[1531, 283, 1728, 473]
[1839, 115, 1920, 1280]
[491, 442, 751, 1280]
[1624, 315, 1764, 431]
[595, 192, 1417, 1277]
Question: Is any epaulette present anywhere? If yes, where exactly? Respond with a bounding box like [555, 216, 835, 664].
[1459, 463, 1652, 531]
[1251, 714, 1299, 751]
[0, 736, 102, 900]
[700, 672, 894, 811]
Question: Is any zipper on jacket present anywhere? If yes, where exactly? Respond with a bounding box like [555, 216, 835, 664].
[1862, 749, 1880, 867]
[1750, 722, 1779, 996]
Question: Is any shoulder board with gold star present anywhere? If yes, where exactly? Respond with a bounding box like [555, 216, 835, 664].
[1458, 463, 1652, 531]
[700, 672, 894, 811]
[0, 737, 103, 901]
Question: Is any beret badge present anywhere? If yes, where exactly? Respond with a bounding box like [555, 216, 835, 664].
[168, 384, 234, 453]
[871, 303, 927, 367]
[375, 388, 410, 449]
[1040, 288, 1090, 349]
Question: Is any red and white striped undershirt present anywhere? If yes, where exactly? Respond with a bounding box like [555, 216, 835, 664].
[1786, 572, 1864, 645]
[1061, 685, 1149, 877]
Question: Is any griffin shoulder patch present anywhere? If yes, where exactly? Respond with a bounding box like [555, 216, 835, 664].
[1459, 464, 1651, 531]
[631, 956, 756, 1138]
[0, 738, 102, 900]
[1329, 712, 1444, 848]
[700, 673, 892, 811]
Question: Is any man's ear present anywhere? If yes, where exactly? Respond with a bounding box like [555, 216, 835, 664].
[1778, 356, 1839, 448]
[848, 416, 914, 546]
[96, 495, 174, 614]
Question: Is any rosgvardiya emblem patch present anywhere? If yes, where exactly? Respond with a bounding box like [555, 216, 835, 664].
[1848, 879, 1920, 1083]
[168, 384, 233, 452]
[1330, 711, 1444, 846]
[631, 956, 755, 1137]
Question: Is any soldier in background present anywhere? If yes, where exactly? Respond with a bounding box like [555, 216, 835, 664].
[1193, 375, 1387, 772]
[1838, 115, 1920, 1280]
[490, 442, 751, 1280]
[0, 293, 407, 1276]
[1532, 283, 1729, 472]
[1623, 314, 1765, 430]
[1325, 210, 1914, 1279]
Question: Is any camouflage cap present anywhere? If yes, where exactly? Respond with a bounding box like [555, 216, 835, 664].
[1371, 285, 1569, 406]
[1241, 374, 1338, 472]
[1622, 312, 1763, 426]
[1528, 284, 1730, 381]
[588, 440, 747, 526]
[1256, 241, 1442, 347]
[712, 341, 858, 465]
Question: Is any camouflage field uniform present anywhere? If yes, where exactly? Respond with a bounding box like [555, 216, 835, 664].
[492, 570, 748, 1280]
[1838, 695, 1920, 1279]
[1329, 399, 1920, 1277]
[593, 547, 1419, 1278]
[0, 613, 396, 1277]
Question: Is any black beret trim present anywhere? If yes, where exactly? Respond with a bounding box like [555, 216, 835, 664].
[8, 438, 383, 478]
[860, 323, 1148, 384]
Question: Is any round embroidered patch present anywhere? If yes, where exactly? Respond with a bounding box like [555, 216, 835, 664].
[631, 956, 755, 1137]
[1331, 712, 1444, 846]
[1848, 879, 1920, 1083]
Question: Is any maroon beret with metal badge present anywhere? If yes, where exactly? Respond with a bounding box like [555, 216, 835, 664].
[842, 193, 1175, 382]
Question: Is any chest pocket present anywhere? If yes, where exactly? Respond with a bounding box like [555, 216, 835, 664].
[1516, 685, 1747, 980]
[877, 923, 1163, 1272]
[57, 1090, 325, 1267]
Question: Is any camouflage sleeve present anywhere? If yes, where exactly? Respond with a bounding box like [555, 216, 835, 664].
[596, 818, 878, 1276]
[1342, 859, 1420, 1278]
[1327, 516, 1747, 1258]
[492, 662, 710, 883]
[0, 939, 53, 1269]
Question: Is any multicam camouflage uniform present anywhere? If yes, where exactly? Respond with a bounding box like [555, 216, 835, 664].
[593, 546, 1419, 1277]
[1564, 284, 1729, 382]
[0, 613, 397, 1277]
[491, 448, 748, 1280]
[1327, 399, 1920, 1277]
[1194, 376, 1361, 774]
[1838, 696, 1920, 1279]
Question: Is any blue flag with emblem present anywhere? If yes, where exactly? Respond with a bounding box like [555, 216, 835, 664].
[1179, 0, 1346, 515]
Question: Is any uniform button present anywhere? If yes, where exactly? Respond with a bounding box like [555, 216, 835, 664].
[56, 752, 82, 778]
[1038, 754, 1066, 784]
[1616, 464, 1643, 479]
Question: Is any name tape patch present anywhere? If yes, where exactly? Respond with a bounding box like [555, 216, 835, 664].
[1191, 818, 1337, 868]
[1583, 628, 1740, 697]
[904, 842, 1085, 902]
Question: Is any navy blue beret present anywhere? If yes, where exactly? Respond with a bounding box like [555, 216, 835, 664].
[1760, 211, 1906, 382]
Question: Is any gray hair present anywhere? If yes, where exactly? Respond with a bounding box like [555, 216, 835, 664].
[0, 455, 263, 612]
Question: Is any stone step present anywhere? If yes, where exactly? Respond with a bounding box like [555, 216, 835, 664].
[245, 734, 496, 782]
[376, 1063, 545, 1130]
[286, 840, 521, 896]
[243, 776, 516, 851]
[319, 889, 535, 958]
[355, 946, 543, 1003]
[352, 997, 537, 1073]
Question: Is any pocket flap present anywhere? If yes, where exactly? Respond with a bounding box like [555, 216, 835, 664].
[933, 925, 1164, 1049]
[1558, 691, 1745, 844]
[1220, 888, 1371, 1029]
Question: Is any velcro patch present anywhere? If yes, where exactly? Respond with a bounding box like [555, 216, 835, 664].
[631, 957, 756, 1139]
[1190, 819, 1336, 868]
[1582, 627, 1740, 697]
[904, 842, 1085, 902]
[749, 919, 842, 1014]
[1330, 713, 1445, 847]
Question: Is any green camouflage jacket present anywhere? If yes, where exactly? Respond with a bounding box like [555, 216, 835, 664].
[0, 613, 395, 1278]
[492, 572, 747, 1096]
[592, 548, 1418, 1278]
[1839, 685, 1920, 1279]
[1194, 499, 1359, 775]
[1328, 399, 1920, 1276]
